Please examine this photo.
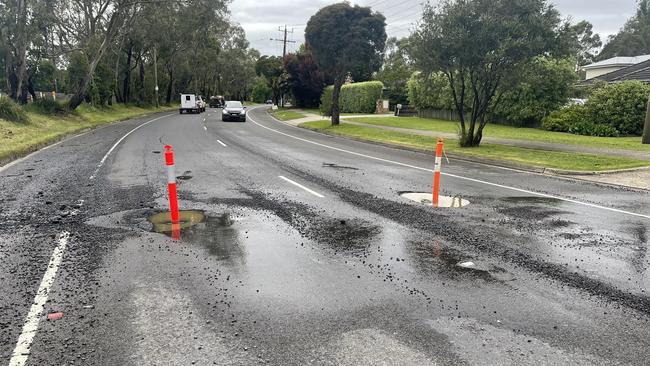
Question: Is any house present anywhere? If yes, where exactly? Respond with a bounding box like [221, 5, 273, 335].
[579, 58, 650, 86]
[581, 55, 650, 80]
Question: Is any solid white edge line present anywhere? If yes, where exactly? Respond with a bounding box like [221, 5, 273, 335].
[247, 108, 650, 220]
[217, 140, 227, 147]
[89, 114, 172, 179]
[9, 232, 70, 366]
[279, 175, 325, 198]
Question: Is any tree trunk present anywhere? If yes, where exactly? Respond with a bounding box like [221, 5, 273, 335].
[138, 58, 145, 105]
[153, 47, 159, 107]
[166, 66, 173, 104]
[13, 0, 28, 103]
[123, 44, 133, 103]
[68, 10, 122, 110]
[331, 76, 343, 126]
[641, 99, 650, 144]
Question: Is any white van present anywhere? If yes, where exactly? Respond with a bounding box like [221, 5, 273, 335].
[179, 94, 200, 114]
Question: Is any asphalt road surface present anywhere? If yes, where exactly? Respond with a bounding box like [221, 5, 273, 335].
[1, 106, 649, 365]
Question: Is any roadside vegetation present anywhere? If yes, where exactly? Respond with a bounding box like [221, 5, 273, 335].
[0, 103, 175, 164]
[345, 116, 650, 153]
[301, 121, 649, 172]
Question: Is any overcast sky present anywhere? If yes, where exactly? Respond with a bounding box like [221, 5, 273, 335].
[232, 0, 638, 56]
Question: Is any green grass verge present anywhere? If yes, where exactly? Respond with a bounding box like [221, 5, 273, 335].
[300, 120, 650, 172]
[270, 109, 307, 121]
[0, 103, 176, 164]
[345, 116, 650, 153]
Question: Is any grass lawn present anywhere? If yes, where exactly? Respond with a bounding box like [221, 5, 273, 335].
[300, 120, 650, 172]
[270, 109, 307, 121]
[345, 116, 650, 153]
[0, 103, 176, 164]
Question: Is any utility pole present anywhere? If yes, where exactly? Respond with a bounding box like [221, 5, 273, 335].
[270, 25, 296, 58]
[270, 25, 296, 107]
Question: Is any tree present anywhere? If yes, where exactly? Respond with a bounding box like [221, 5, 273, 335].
[305, 3, 386, 125]
[598, 0, 650, 59]
[255, 55, 286, 105]
[375, 37, 413, 108]
[569, 20, 602, 67]
[410, 0, 567, 147]
[494, 57, 578, 127]
[284, 46, 327, 108]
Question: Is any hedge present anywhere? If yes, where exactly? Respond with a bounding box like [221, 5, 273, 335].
[320, 81, 383, 116]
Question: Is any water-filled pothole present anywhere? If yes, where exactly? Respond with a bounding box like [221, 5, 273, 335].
[399, 192, 470, 208]
[148, 210, 206, 234]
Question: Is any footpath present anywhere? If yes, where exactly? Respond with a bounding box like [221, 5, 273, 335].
[285, 110, 650, 191]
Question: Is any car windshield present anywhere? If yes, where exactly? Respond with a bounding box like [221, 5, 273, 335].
[225, 101, 242, 108]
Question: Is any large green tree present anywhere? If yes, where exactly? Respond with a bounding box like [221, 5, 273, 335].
[410, 0, 568, 146]
[598, 0, 650, 59]
[284, 46, 328, 108]
[305, 3, 386, 125]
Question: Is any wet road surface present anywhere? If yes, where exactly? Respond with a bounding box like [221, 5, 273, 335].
[1, 106, 649, 365]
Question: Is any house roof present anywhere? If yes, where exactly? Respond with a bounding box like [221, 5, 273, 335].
[579, 59, 650, 86]
[582, 55, 650, 70]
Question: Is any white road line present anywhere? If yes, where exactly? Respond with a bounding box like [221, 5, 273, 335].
[217, 140, 227, 147]
[9, 232, 70, 366]
[279, 175, 325, 198]
[89, 114, 171, 179]
[248, 111, 650, 220]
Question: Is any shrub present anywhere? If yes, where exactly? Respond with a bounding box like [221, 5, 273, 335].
[542, 104, 588, 132]
[586, 81, 650, 135]
[320, 81, 384, 116]
[568, 121, 619, 137]
[28, 98, 68, 115]
[0, 97, 29, 123]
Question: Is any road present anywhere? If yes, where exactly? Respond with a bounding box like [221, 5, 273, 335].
[1, 106, 649, 365]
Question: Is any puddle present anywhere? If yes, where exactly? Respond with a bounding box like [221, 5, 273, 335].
[148, 210, 206, 234]
[148, 211, 244, 262]
[322, 162, 360, 170]
[406, 241, 497, 281]
[399, 192, 469, 208]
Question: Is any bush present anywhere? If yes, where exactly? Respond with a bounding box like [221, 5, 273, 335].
[320, 81, 384, 116]
[542, 104, 619, 137]
[568, 121, 619, 137]
[542, 104, 588, 132]
[28, 98, 68, 115]
[0, 97, 29, 123]
[586, 81, 650, 135]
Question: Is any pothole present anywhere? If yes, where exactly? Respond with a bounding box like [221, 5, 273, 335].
[148, 210, 206, 234]
[400, 192, 470, 208]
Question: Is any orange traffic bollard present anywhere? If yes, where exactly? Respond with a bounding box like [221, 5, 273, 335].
[164, 145, 180, 226]
[432, 138, 444, 207]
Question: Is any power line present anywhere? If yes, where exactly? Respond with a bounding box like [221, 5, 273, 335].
[270, 25, 297, 58]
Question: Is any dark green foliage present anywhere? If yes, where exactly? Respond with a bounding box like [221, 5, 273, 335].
[494, 57, 578, 127]
[597, 0, 650, 59]
[0, 97, 29, 122]
[320, 81, 384, 115]
[376, 38, 413, 108]
[542, 104, 588, 132]
[251, 78, 272, 103]
[306, 3, 386, 124]
[410, 0, 568, 146]
[586, 81, 650, 135]
[568, 121, 619, 137]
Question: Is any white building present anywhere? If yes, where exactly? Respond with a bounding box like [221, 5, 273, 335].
[582, 55, 650, 80]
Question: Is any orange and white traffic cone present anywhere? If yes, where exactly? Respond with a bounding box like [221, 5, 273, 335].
[164, 145, 180, 239]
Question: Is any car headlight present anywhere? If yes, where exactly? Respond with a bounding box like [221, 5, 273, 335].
[222, 109, 227, 114]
